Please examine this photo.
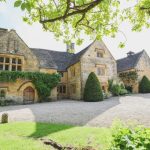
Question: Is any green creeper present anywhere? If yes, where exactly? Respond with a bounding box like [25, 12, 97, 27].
[0, 71, 61, 100]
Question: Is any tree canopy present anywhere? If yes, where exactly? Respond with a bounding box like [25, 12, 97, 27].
[1, 0, 150, 44]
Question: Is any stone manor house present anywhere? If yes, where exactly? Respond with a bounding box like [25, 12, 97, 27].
[0, 28, 150, 103]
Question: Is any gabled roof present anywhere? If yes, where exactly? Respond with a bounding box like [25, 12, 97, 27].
[68, 41, 94, 67]
[117, 50, 144, 72]
[31, 42, 93, 71]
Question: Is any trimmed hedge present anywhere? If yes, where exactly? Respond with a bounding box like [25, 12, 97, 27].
[139, 76, 150, 93]
[83, 72, 103, 102]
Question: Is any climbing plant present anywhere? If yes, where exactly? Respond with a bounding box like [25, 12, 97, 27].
[119, 71, 138, 83]
[0, 71, 61, 99]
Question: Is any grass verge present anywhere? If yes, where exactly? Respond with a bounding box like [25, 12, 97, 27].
[0, 122, 112, 150]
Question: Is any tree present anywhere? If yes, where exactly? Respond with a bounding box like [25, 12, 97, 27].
[124, 0, 150, 32]
[139, 76, 150, 93]
[83, 72, 103, 102]
[1, 0, 150, 44]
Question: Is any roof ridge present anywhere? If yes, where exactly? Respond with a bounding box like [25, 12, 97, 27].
[117, 50, 144, 61]
[31, 48, 70, 54]
[117, 50, 145, 72]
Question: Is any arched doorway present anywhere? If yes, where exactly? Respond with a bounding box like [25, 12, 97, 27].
[23, 87, 35, 104]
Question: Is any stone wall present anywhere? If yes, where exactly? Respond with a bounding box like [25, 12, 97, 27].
[0, 30, 58, 102]
[136, 51, 150, 80]
[58, 72, 68, 99]
[0, 79, 38, 103]
[67, 62, 82, 100]
[80, 41, 117, 98]
[0, 29, 39, 71]
[118, 51, 150, 93]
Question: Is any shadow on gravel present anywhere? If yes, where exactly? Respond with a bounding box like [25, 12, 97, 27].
[0, 97, 121, 137]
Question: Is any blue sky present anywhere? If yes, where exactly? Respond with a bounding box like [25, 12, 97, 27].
[0, 0, 150, 59]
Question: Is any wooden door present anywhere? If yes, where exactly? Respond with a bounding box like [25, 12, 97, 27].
[23, 87, 35, 104]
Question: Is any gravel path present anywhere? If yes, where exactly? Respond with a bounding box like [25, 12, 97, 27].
[0, 94, 150, 127]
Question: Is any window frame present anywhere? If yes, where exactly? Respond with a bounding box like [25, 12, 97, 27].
[95, 48, 105, 58]
[58, 85, 66, 94]
[0, 55, 22, 71]
[97, 52, 104, 58]
[97, 66, 106, 76]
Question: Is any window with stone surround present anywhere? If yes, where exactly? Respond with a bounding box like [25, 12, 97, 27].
[95, 48, 104, 58]
[0, 56, 22, 71]
[97, 52, 104, 58]
[58, 85, 66, 94]
[97, 66, 106, 76]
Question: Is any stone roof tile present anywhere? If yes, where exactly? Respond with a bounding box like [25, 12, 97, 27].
[31, 42, 93, 71]
[117, 50, 144, 72]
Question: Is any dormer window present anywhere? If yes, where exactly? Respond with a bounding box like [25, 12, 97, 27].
[0, 56, 22, 71]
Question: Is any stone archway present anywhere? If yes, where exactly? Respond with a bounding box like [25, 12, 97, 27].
[23, 86, 35, 104]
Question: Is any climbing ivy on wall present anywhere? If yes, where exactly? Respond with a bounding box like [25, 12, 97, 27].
[119, 71, 138, 83]
[0, 71, 61, 99]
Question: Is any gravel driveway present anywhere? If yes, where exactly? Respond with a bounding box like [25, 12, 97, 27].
[0, 94, 150, 127]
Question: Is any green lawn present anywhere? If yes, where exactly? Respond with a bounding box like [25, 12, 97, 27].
[0, 122, 112, 150]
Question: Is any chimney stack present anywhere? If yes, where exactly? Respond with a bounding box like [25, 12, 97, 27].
[66, 43, 75, 53]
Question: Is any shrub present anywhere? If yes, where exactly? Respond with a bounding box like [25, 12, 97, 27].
[139, 76, 150, 93]
[0, 99, 14, 106]
[103, 92, 111, 99]
[119, 89, 128, 95]
[111, 122, 150, 149]
[111, 84, 121, 96]
[125, 86, 133, 93]
[120, 83, 125, 89]
[108, 79, 114, 92]
[1, 113, 8, 123]
[83, 72, 103, 102]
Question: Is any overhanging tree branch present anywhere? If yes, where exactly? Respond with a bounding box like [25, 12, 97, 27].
[40, 0, 103, 24]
